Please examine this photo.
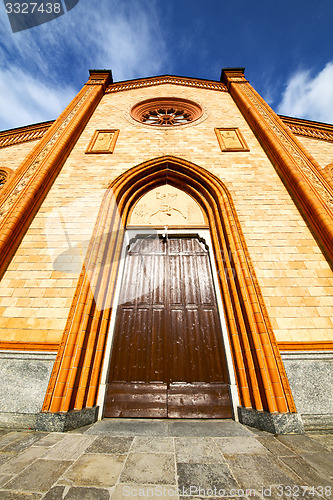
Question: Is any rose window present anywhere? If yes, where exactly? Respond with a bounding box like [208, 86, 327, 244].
[131, 98, 202, 127]
[0, 172, 6, 189]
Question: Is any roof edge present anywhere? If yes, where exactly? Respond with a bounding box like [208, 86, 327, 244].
[0, 120, 54, 149]
[105, 74, 228, 94]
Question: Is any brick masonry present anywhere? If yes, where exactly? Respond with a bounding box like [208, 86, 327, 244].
[0, 140, 40, 172]
[0, 82, 332, 346]
[297, 135, 333, 169]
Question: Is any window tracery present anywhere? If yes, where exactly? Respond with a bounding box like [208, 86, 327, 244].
[0, 171, 7, 189]
[0, 168, 14, 190]
[131, 98, 202, 126]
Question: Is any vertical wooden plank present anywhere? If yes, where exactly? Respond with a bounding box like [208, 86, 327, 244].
[105, 235, 231, 418]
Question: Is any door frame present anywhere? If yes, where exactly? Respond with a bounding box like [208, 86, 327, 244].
[97, 228, 239, 420]
[43, 157, 296, 417]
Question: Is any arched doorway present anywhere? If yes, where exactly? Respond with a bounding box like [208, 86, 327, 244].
[42, 157, 296, 420]
[101, 185, 234, 417]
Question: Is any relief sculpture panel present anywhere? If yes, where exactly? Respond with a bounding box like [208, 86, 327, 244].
[128, 185, 207, 226]
[86, 129, 119, 153]
[215, 127, 249, 152]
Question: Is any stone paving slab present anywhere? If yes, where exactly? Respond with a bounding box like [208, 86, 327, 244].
[168, 420, 253, 437]
[113, 484, 179, 500]
[131, 437, 174, 454]
[0, 474, 12, 487]
[0, 446, 48, 474]
[177, 462, 239, 492]
[32, 433, 67, 448]
[86, 420, 169, 437]
[85, 419, 254, 437]
[0, 432, 32, 451]
[0, 421, 331, 499]
[175, 437, 223, 463]
[44, 485, 111, 499]
[179, 497, 248, 500]
[214, 436, 269, 455]
[0, 433, 44, 454]
[222, 453, 302, 489]
[299, 452, 333, 478]
[279, 454, 333, 488]
[308, 433, 333, 451]
[0, 492, 42, 499]
[0, 452, 15, 465]
[3, 458, 73, 492]
[43, 486, 66, 499]
[41, 434, 95, 461]
[120, 452, 176, 484]
[60, 453, 125, 488]
[256, 436, 297, 456]
[86, 436, 133, 455]
[277, 434, 329, 454]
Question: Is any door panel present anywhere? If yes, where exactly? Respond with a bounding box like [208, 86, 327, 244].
[104, 235, 232, 418]
[106, 383, 168, 418]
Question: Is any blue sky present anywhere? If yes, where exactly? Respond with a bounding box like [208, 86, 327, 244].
[1, 0, 333, 131]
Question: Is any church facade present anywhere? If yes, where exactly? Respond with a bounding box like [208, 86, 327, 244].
[0, 69, 332, 433]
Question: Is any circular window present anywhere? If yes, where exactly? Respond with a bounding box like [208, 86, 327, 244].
[131, 98, 202, 126]
[0, 171, 7, 189]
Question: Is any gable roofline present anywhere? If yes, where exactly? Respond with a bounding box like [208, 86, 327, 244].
[105, 74, 228, 93]
[0, 120, 55, 149]
[280, 114, 333, 142]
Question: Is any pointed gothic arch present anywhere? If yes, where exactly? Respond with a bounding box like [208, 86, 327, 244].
[42, 156, 296, 419]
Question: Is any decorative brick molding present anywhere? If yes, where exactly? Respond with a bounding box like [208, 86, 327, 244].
[0, 70, 112, 278]
[43, 156, 296, 417]
[106, 75, 228, 94]
[278, 341, 333, 351]
[0, 121, 53, 149]
[280, 115, 333, 143]
[0, 85, 94, 220]
[0, 341, 59, 352]
[221, 68, 333, 266]
[242, 85, 333, 212]
[322, 164, 333, 187]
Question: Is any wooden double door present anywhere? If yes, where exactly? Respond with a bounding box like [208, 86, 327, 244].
[105, 235, 232, 418]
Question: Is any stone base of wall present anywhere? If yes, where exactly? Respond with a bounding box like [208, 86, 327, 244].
[0, 350, 56, 428]
[281, 351, 333, 431]
[237, 407, 304, 434]
[35, 407, 99, 432]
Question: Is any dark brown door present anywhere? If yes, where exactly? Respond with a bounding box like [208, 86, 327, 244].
[104, 235, 232, 418]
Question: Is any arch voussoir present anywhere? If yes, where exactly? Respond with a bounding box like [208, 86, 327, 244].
[43, 156, 296, 420]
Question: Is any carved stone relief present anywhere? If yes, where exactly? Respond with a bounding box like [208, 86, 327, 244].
[86, 129, 119, 153]
[215, 128, 249, 152]
[128, 185, 206, 226]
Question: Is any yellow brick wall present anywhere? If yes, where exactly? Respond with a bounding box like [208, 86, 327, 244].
[0, 140, 41, 172]
[0, 83, 332, 344]
[297, 135, 333, 168]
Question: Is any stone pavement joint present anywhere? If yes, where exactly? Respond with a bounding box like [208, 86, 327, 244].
[0, 419, 331, 499]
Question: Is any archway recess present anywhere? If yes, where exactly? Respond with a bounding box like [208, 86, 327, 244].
[41, 156, 297, 425]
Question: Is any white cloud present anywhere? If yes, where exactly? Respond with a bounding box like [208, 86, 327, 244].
[0, 67, 75, 130]
[0, 0, 169, 130]
[277, 63, 333, 123]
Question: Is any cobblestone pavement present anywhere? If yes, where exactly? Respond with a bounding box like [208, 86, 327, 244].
[0, 419, 332, 499]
